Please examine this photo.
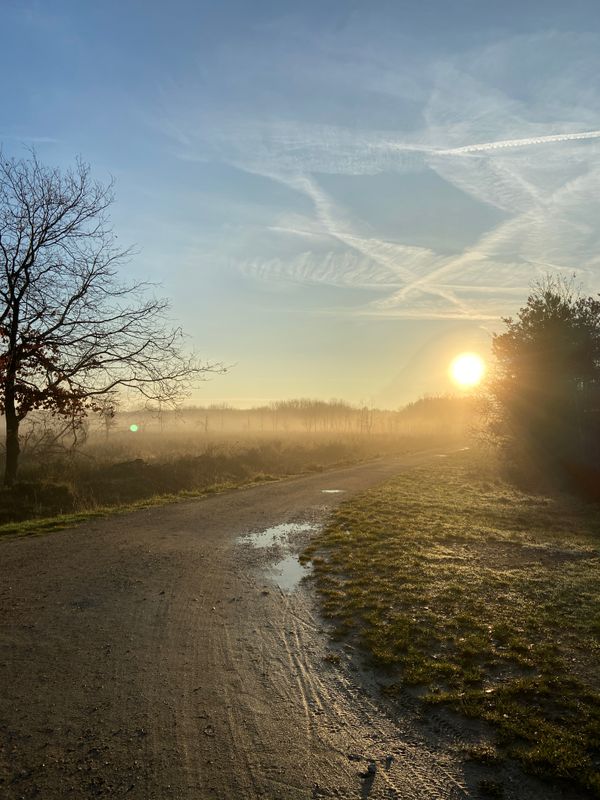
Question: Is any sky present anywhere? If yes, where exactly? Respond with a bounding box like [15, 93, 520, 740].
[2, 0, 600, 407]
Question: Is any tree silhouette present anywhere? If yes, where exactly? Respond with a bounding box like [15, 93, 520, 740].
[490, 276, 600, 476]
[0, 150, 222, 485]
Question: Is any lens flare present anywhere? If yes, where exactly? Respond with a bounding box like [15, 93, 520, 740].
[450, 353, 485, 388]
[129, 424, 139, 432]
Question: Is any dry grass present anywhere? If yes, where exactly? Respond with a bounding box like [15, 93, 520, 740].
[1, 429, 463, 525]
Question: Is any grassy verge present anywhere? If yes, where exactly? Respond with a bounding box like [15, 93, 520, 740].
[302, 450, 600, 796]
[0, 433, 464, 534]
[0, 477, 273, 539]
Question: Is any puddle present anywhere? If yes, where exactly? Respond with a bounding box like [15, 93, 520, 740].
[238, 521, 317, 591]
[321, 489, 345, 494]
[268, 555, 310, 591]
[237, 522, 314, 549]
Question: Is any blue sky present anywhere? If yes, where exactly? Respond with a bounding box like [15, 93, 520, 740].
[3, 0, 600, 406]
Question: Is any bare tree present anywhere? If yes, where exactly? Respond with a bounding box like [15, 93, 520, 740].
[96, 394, 119, 441]
[0, 150, 223, 485]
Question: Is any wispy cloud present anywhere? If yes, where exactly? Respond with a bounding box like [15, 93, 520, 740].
[158, 30, 600, 320]
[0, 135, 59, 145]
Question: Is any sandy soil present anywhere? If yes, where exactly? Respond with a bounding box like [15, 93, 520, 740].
[0, 452, 581, 799]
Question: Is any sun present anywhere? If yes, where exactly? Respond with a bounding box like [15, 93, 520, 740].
[449, 352, 486, 389]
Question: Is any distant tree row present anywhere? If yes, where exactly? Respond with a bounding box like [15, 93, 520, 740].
[92, 394, 475, 439]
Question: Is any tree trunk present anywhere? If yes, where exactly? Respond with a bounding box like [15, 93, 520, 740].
[4, 379, 20, 487]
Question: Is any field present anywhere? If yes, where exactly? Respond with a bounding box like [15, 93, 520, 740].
[0, 398, 471, 530]
[302, 450, 600, 796]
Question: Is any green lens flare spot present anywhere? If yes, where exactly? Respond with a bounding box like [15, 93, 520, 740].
[129, 424, 139, 432]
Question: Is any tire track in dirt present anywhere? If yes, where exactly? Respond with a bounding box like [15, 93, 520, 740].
[269, 588, 469, 799]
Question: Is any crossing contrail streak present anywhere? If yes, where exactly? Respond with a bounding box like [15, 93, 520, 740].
[437, 129, 600, 155]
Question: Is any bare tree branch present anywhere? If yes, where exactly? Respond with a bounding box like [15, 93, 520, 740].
[0, 149, 225, 485]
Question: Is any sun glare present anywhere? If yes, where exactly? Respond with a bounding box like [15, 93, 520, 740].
[450, 353, 486, 389]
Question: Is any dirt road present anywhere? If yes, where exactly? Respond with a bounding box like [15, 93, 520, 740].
[0, 452, 480, 799]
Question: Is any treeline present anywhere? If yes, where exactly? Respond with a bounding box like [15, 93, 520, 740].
[106, 395, 476, 439]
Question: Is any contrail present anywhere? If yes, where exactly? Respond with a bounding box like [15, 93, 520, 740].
[438, 129, 600, 155]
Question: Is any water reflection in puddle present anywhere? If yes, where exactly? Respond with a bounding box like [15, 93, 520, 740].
[321, 489, 345, 494]
[268, 555, 310, 591]
[237, 522, 315, 549]
[238, 521, 317, 591]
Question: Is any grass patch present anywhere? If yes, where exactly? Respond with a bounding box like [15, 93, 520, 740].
[303, 450, 600, 796]
[0, 478, 273, 539]
[0, 433, 451, 527]
[0, 431, 464, 535]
